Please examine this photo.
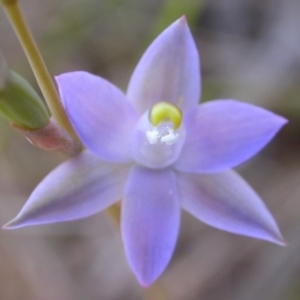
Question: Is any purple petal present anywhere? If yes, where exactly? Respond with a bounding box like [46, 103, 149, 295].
[56, 71, 137, 162]
[121, 166, 180, 286]
[4, 151, 130, 229]
[177, 170, 285, 245]
[127, 17, 200, 115]
[175, 100, 287, 173]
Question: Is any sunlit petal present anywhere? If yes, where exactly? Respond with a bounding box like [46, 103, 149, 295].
[56, 71, 137, 162]
[4, 151, 130, 229]
[175, 100, 287, 173]
[122, 166, 180, 286]
[127, 17, 200, 115]
[177, 170, 286, 245]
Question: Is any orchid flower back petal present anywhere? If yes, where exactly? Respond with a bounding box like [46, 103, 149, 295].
[127, 16, 200, 115]
[56, 71, 138, 163]
[4, 151, 129, 229]
[175, 100, 287, 173]
[122, 166, 180, 286]
[178, 170, 286, 245]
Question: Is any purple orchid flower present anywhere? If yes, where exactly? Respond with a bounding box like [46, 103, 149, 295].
[4, 17, 287, 286]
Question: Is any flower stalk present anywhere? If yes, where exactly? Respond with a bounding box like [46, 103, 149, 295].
[1, 0, 78, 141]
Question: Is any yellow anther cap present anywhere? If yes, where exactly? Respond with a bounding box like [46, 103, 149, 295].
[149, 101, 182, 129]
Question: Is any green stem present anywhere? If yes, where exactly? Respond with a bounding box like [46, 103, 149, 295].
[1, 0, 78, 141]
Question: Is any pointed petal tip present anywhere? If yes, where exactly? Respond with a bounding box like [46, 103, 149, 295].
[263, 111, 287, 136]
[179, 15, 187, 23]
[2, 224, 10, 230]
[279, 116, 288, 127]
[280, 240, 288, 247]
[266, 231, 287, 247]
[136, 272, 159, 288]
[138, 279, 153, 288]
[3, 216, 35, 230]
[275, 236, 288, 247]
[132, 264, 162, 287]
[273, 113, 288, 127]
[2, 218, 20, 230]
[175, 15, 189, 30]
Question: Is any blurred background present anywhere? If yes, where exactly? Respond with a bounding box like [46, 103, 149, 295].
[0, 0, 300, 299]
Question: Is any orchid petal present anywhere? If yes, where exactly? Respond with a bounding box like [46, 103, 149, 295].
[4, 151, 129, 229]
[127, 17, 200, 115]
[175, 100, 287, 173]
[122, 166, 180, 286]
[56, 71, 137, 162]
[177, 170, 285, 245]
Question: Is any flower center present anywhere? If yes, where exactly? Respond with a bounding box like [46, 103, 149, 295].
[132, 101, 185, 169]
[146, 101, 182, 145]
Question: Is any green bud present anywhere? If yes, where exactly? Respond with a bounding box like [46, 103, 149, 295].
[0, 70, 50, 130]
